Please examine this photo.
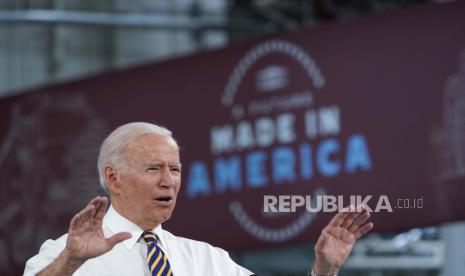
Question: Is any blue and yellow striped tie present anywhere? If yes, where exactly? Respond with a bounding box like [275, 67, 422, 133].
[142, 231, 173, 276]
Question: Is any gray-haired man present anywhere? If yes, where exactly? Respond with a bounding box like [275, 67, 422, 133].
[24, 122, 373, 276]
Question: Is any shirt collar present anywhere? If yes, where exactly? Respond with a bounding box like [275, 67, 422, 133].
[103, 205, 165, 250]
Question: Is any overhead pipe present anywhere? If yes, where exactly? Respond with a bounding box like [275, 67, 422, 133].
[0, 9, 274, 33]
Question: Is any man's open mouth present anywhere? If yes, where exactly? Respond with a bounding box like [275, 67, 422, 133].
[154, 196, 173, 204]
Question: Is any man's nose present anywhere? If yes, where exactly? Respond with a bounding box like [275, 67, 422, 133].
[159, 167, 175, 187]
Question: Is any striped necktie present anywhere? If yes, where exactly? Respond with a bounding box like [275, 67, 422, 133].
[142, 231, 173, 276]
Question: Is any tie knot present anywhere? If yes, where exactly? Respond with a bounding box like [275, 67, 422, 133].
[142, 231, 158, 245]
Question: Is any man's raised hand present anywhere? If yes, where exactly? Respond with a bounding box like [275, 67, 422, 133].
[38, 197, 131, 276]
[313, 204, 374, 275]
[64, 196, 131, 262]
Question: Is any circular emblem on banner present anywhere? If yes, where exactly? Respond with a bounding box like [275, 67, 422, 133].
[221, 39, 327, 242]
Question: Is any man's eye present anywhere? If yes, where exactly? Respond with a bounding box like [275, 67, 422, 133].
[170, 167, 181, 173]
[147, 167, 159, 171]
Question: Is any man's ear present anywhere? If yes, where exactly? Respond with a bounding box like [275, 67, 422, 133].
[105, 166, 121, 194]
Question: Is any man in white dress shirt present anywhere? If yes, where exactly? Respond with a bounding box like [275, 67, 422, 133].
[24, 122, 373, 276]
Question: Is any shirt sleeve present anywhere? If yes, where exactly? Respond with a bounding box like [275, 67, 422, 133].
[214, 246, 254, 276]
[23, 235, 70, 276]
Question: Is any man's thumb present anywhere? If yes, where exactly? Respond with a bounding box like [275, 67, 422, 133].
[107, 232, 132, 247]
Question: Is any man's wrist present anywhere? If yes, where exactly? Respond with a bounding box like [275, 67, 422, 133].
[309, 261, 339, 276]
[308, 266, 338, 276]
[58, 249, 86, 272]
[37, 249, 86, 276]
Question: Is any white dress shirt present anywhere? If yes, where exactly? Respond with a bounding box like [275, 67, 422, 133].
[24, 206, 254, 276]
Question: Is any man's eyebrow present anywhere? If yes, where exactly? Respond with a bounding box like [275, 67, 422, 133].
[142, 163, 162, 168]
[143, 162, 182, 167]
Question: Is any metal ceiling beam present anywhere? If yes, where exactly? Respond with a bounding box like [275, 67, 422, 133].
[0, 9, 274, 33]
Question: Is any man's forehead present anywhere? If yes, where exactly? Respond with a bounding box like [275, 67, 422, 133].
[132, 133, 177, 148]
[125, 133, 179, 158]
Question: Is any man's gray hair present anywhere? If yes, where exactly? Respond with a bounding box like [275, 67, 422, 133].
[97, 122, 177, 193]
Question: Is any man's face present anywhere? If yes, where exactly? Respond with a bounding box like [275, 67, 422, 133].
[113, 133, 181, 230]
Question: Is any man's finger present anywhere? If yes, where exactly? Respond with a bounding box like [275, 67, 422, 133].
[69, 212, 81, 232]
[329, 205, 353, 227]
[341, 204, 365, 228]
[69, 204, 93, 232]
[348, 210, 370, 233]
[83, 203, 97, 223]
[87, 196, 101, 208]
[81, 197, 101, 221]
[107, 232, 132, 248]
[94, 197, 108, 223]
[354, 222, 374, 239]
[341, 212, 358, 228]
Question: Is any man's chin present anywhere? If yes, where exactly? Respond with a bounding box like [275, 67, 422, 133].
[149, 201, 176, 224]
[158, 207, 174, 219]
[159, 212, 173, 224]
